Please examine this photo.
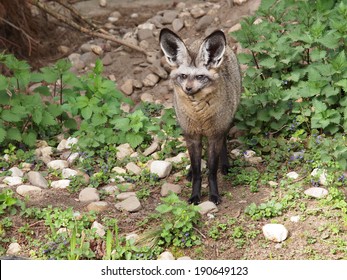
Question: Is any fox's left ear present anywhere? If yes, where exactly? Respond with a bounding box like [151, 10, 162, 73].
[196, 30, 226, 69]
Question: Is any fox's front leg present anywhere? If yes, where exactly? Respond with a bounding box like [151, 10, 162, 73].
[185, 134, 202, 205]
[208, 135, 225, 204]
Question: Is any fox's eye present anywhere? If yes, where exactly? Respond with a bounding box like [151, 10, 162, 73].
[196, 75, 206, 80]
[179, 74, 187, 79]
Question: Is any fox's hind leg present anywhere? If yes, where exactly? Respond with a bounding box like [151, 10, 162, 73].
[219, 135, 230, 175]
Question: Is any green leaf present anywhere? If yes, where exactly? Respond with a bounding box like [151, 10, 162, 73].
[33, 86, 51, 96]
[1, 110, 22, 122]
[91, 112, 107, 126]
[7, 127, 21, 141]
[312, 99, 327, 113]
[126, 132, 144, 148]
[259, 57, 276, 69]
[64, 118, 78, 130]
[47, 104, 63, 118]
[32, 109, 43, 125]
[112, 117, 130, 132]
[316, 32, 340, 49]
[41, 111, 57, 127]
[0, 75, 8, 91]
[22, 131, 37, 146]
[0, 127, 6, 143]
[81, 106, 93, 120]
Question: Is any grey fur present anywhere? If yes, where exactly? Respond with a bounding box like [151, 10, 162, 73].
[160, 28, 242, 204]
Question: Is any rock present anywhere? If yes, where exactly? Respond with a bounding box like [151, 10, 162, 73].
[304, 187, 328, 199]
[9, 167, 23, 177]
[143, 141, 159, 156]
[146, 51, 160, 64]
[196, 15, 214, 32]
[138, 22, 155, 30]
[148, 64, 168, 79]
[245, 156, 263, 164]
[262, 224, 288, 243]
[161, 183, 182, 196]
[58, 45, 70, 54]
[80, 43, 92, 53]
[142, 73, 160, 87]
[21, 163, 33, 172]
[234, 0, 248, 5]
[47, 160, 69, 170]
[116, 192, 136, 201]
[116, 143, 134, 160]
[150, 160, 172, 178]
[198, 201, 219, 215]
[99, 0, 107, 7]
[79, 187, 100, 203]
[120, 79, 134, 95]
[66, 137, 78, 149]
[157, 251, 175, 260]
[140, 92, 154, 103]
[112, 167, 127, 174]
[177, 256, 192, 260]
[80, 52, 98, 66]
[16, 185, 42, 196]
[110, 11, 121, 19]
[115, 196, 142, 212]
[230, 148, 241, 158]
[229, 23, 242, 33]
[162, 10, 179, 24]
[108, 16, 119, 23]
[57, 139, 67, 151]
[172, 18, 184, 32]
[137, 29, 153, 41]
[27, 171, 48, 188]
[51, 180, 70, 189]
[6, 243, 21, 255]
[101, 184, 120, 195]
[268, 181, 279, 187]
[243, 150, 256, 158]
[41, 146, 53, 157]
[91, 221, 105, 237]
[3, 176, 23, 186]
[125, 162, 142, 175]
[67, 152, 80, 165]
[126, 233, 139, 242]
[286, 171, 299, 180]
[131, 13, 139, 18]
[91, 45, 103, 56]
[290, 215, 300, 223]
[102, 53, 113, 66]
[190, 7, 206, 18]
[87, 201, 109, 212]
[311, 168, 328, 186]
[166, 152, 187, 164]
[62, 168, 78, 179]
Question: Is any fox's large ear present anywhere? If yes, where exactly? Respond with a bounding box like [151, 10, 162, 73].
[159, 28, 189, 67]
[196, 30, 226, 69]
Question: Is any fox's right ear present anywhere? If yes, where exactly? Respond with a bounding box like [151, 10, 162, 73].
[159, 28, 189, 67]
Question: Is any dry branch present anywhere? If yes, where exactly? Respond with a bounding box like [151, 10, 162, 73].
[29, 0, 148, 55]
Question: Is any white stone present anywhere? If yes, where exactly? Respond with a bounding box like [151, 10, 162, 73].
[157, 251, 175, 260]
[99, 0, 107, 7]
[66, 137, 78, 149]
[16, 185, 42, 196]
[166, 152, 187, 164]
[120, 79, 133, 95]
[115, 196, 142, 212]
[6, 243, 21, 255]
[304, 187, 328, 199]
[47, 160, 69, 170]
[67, 152, 80, 164]
[142, 73, 160, 87]
[229, 23, 242, 33]
[143, 141, 159, 156]
[140, 92, 154, 103]
[150, 160, 172, 178]
[245, 156, 263, 164]
[112, 167, 127, 174]
[262, 224, 288, 243]
[116, 192, 136, 201]
[116, 143, 134, 160]
[87, 201, 109, 212]
[290, 215, 300, 223]
[3, 176, 23, 186]
[230, 148, 241, 157]
[234, 0, 248, 5]
[177, 256, 192, 260]
[161, 183, 182, 197]
[9, 167, 23, 177]
[172, 18, 184, 32]
[27, 171, 48, 188]
[51, 180, 70, 189]
[125, 162, 142, 175]
[268, 181, 279, 187]
[198, 201, 219, 215]
[57, 139, 67, 151]
[126, 233, 139, 242]
[138, 22, 155, 30]
[243, 150, 256, 158]
[101, 185, 119, 195]
[62, 168, 78, 178]
[311, 168, 328, 186]
[79, 187, 100, 202]
[91, 221, 105, 237]
[286, 171, 299, 180]
[41, 146, 53, 157]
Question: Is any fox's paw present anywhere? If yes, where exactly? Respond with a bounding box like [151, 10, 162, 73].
[209, 194, 221, 205]
[220, 164, 231, 176]
[188, 195, 201, 205]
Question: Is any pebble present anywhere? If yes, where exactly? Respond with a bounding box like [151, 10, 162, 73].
[150, 160, 172, 178]
[243, 150, 256, 158]
[229, 23, 242, 33]
[286, 171, 299, 180]
[172, 18, 184, 32]
[80, 52, 98, 66]
[16, 185, 42, 196]
[120, 79, 134, 96]
[198, 201, 219, 215]
[112, 167, 127, 174]
[311, 168, 328, 186]
[234, 0, 248, 5]
[126, 233, 139, 243]
[142, 73, 160, 87]
[87, 201, 109, 212]
[166, 152, 187, 164]
[102, 53, 113, 66]
[41, 146, 53, 157]
[157, 251, 175, 260]
[138, 22, 155, 30]
[196, 15, 214, 31]
[47, 160, 69, 170]
[115, 196, 142, 212]
[177, 256, 192, 260]
[6, 243, 21, 255]
[9, 167, 23, 177]
[79, 187, 100, 203]
[91, 221, 105, 237]
[110, 11, 121, 19]
[125, 162, 142, 175]
[116, 192, 136, 201]
[101, 184, 119, 195]
[230, 148, 241, 158]
[148, 64, 168, 79]
[137, 29, 153, 41]
[262, 224, 288, 243]
[304, 187, 329, 199]
[143, 141, 159, 156]
[66, 137, 78, 149]
[62, 168, 78, 179]
[140, 92, 154, 103]
[245, 156, 263, 164]
[3, 176, 23, 186]
[160, 183, 182, 197]
[117, 143, 134, 160]
[190, 7, 206, 18]
[57, 139, 68, 151]
[27, 171, 48, 188]
[99, 0, 107, 8]
[51, 180, 70, 189]
[162, 10, 179, 24]
[290, 215, 300, 223]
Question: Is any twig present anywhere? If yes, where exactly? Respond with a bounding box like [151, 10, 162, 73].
[193, 226, 206, 239]
[29, 0, 148, 55]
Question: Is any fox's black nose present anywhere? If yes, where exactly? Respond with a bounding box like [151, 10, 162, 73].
[185, 86, 192, 92]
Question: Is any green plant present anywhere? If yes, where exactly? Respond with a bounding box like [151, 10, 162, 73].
[245, 200, 284, 220]
[232, 0, 347, 137]
[0, 189, 24, 215]
[154, 193, 202, 248]
[208, 223, 228, 240]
